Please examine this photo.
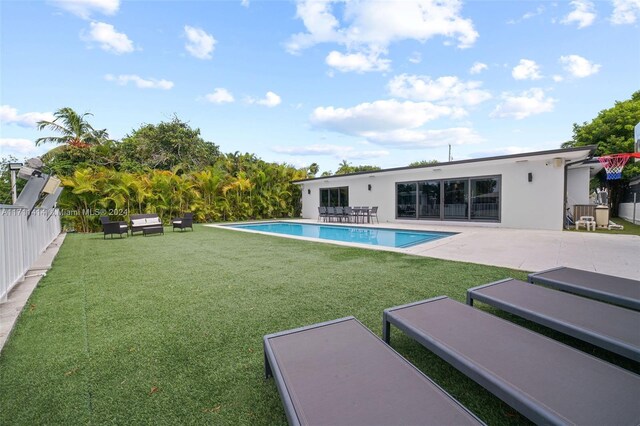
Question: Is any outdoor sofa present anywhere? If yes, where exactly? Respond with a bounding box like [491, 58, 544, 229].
[467, 278, 640, 361]
[100, 216, 128, 239]
[528, 267, 640, 310]
[264, 317, 483, 425]
[383, 296, 640, 425]
[130, 213, 164, 236]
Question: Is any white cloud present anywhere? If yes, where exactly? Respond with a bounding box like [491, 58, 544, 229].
[271, 144, 389, 160]
[611, 0, 640, 24]
[311, 100, 461, 134]
[512, 59, 542, 80]
[469, 62, 488, 74]
[360, 127, 483, 148]
[309, 99, 478, 148]
[104, 74, 174, 89]
[205, 88, 235, 104]
[491, 88, 556, 120]
[241, 0, 250, 7]
[507, 5, 545, 24]
[388, 74, 491, 107]
[559, 55, 601, 77]
[50, 0, 119, 19]
[184, 25, 216, 60]
[286, 0, 478, 72]
[325, 50, 390, 73]
[561, 0, 596, 28]
[409, 52, 422, 64]
[82, 21, 134, 54]
[552, 75, 564, 82]
[247, 91, 282, 107]
[0, 138, 40, 155]
[0, 105, 54, 128]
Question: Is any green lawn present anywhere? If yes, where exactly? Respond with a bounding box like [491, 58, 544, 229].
[568, 217, 640, 235]
[0, 225, 636, 425]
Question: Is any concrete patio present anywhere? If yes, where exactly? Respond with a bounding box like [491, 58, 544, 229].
[268, 220, 640, 280]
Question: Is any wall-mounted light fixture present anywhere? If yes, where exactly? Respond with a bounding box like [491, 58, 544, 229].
[367, 184, 372, 191]
[307, 189, 311, 195]
[528, 172, 533, 183]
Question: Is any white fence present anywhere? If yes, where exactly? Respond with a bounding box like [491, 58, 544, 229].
[619, 202, 639, 225]
[1, 207, 61, 302]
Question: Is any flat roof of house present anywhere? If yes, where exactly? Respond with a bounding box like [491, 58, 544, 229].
[293, 145, 597, 183]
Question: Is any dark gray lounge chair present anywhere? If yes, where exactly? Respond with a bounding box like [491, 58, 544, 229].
[383, 297, 640, 425]
[100, 216, 128, 239]
[264, 317, 484, 426]
[172, 212, 193, 231]
[529, 267, 640, 310]
[467, 278, 640, 362]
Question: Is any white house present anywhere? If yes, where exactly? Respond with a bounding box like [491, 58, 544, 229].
[295, 146, 598, 231]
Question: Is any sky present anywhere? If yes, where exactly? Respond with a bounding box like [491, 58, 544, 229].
[1, 0, 639, 174]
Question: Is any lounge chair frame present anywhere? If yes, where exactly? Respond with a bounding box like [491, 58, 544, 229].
[265, 316, 484, 426]
[467, 278, 640, 362]
[383, 296, 640, 425]
[529, 266, 640, 310]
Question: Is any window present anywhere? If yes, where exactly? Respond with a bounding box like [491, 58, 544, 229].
[396, 175, 500, 222]
[320, 186, 349, 207]
[471, 177, 500, 220]
[444, 180, 468, 219]
[418, 181, 440, 219]
[397, 183, 417, 218]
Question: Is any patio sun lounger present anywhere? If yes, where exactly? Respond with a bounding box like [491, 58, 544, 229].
[529, 267, 640, 310]
[467, 278, 640, 362]
[383, 297, 640, 426]
[264, 317, 484, 426]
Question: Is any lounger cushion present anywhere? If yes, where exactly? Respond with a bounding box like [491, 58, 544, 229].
[385, 297, 640, 425]
[265, 318, 482, 425]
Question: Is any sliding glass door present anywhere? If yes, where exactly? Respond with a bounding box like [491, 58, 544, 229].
[396, 183, 417, 218]
[418, 181, 440, 219]
[396, 175, 500, 222]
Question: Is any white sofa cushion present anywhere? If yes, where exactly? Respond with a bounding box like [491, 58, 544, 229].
[131, 219, 146, 226]
[146, 217, 161, 225]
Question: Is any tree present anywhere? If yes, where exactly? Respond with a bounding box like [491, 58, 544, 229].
[119, 115, 220, 171]
[409, 159, 438, 167]
[36, 107, 107, 147]
[307, 162, 319, 177]
[335, 160, 380, 175]
[562, 91, 640, 215]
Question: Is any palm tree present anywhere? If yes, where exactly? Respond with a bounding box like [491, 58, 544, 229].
[36, 107, 107, 147]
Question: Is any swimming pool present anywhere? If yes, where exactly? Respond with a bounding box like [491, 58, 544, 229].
[226, 222, 455, 248]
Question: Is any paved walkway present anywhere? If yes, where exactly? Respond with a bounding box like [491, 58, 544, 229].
[0, 233, 66, 352]
[228, 220, 639, 280]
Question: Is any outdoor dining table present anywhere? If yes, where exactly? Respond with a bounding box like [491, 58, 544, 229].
[352, 207, 371, 224]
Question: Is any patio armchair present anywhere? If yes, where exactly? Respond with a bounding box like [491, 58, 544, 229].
[100, 216, 128, 239]
[318, 206, 328, 222]
[172, 212, 194, 232]
[370, 206, 379, 224]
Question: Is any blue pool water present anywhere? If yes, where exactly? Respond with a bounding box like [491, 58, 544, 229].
[226, 222, 454, 248]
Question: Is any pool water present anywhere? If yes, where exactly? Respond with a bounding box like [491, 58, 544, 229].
[226, 222, 455, 248]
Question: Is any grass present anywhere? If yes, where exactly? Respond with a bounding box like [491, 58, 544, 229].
[568, 217, 640, 235]
[1, 225, 637, 425]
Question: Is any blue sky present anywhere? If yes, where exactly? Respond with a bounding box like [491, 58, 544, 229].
[1, 0, 639, 173]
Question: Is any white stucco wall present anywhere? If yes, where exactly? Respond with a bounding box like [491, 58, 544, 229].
[566, 166, 591, 210]
[298, 153, 586, 230]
